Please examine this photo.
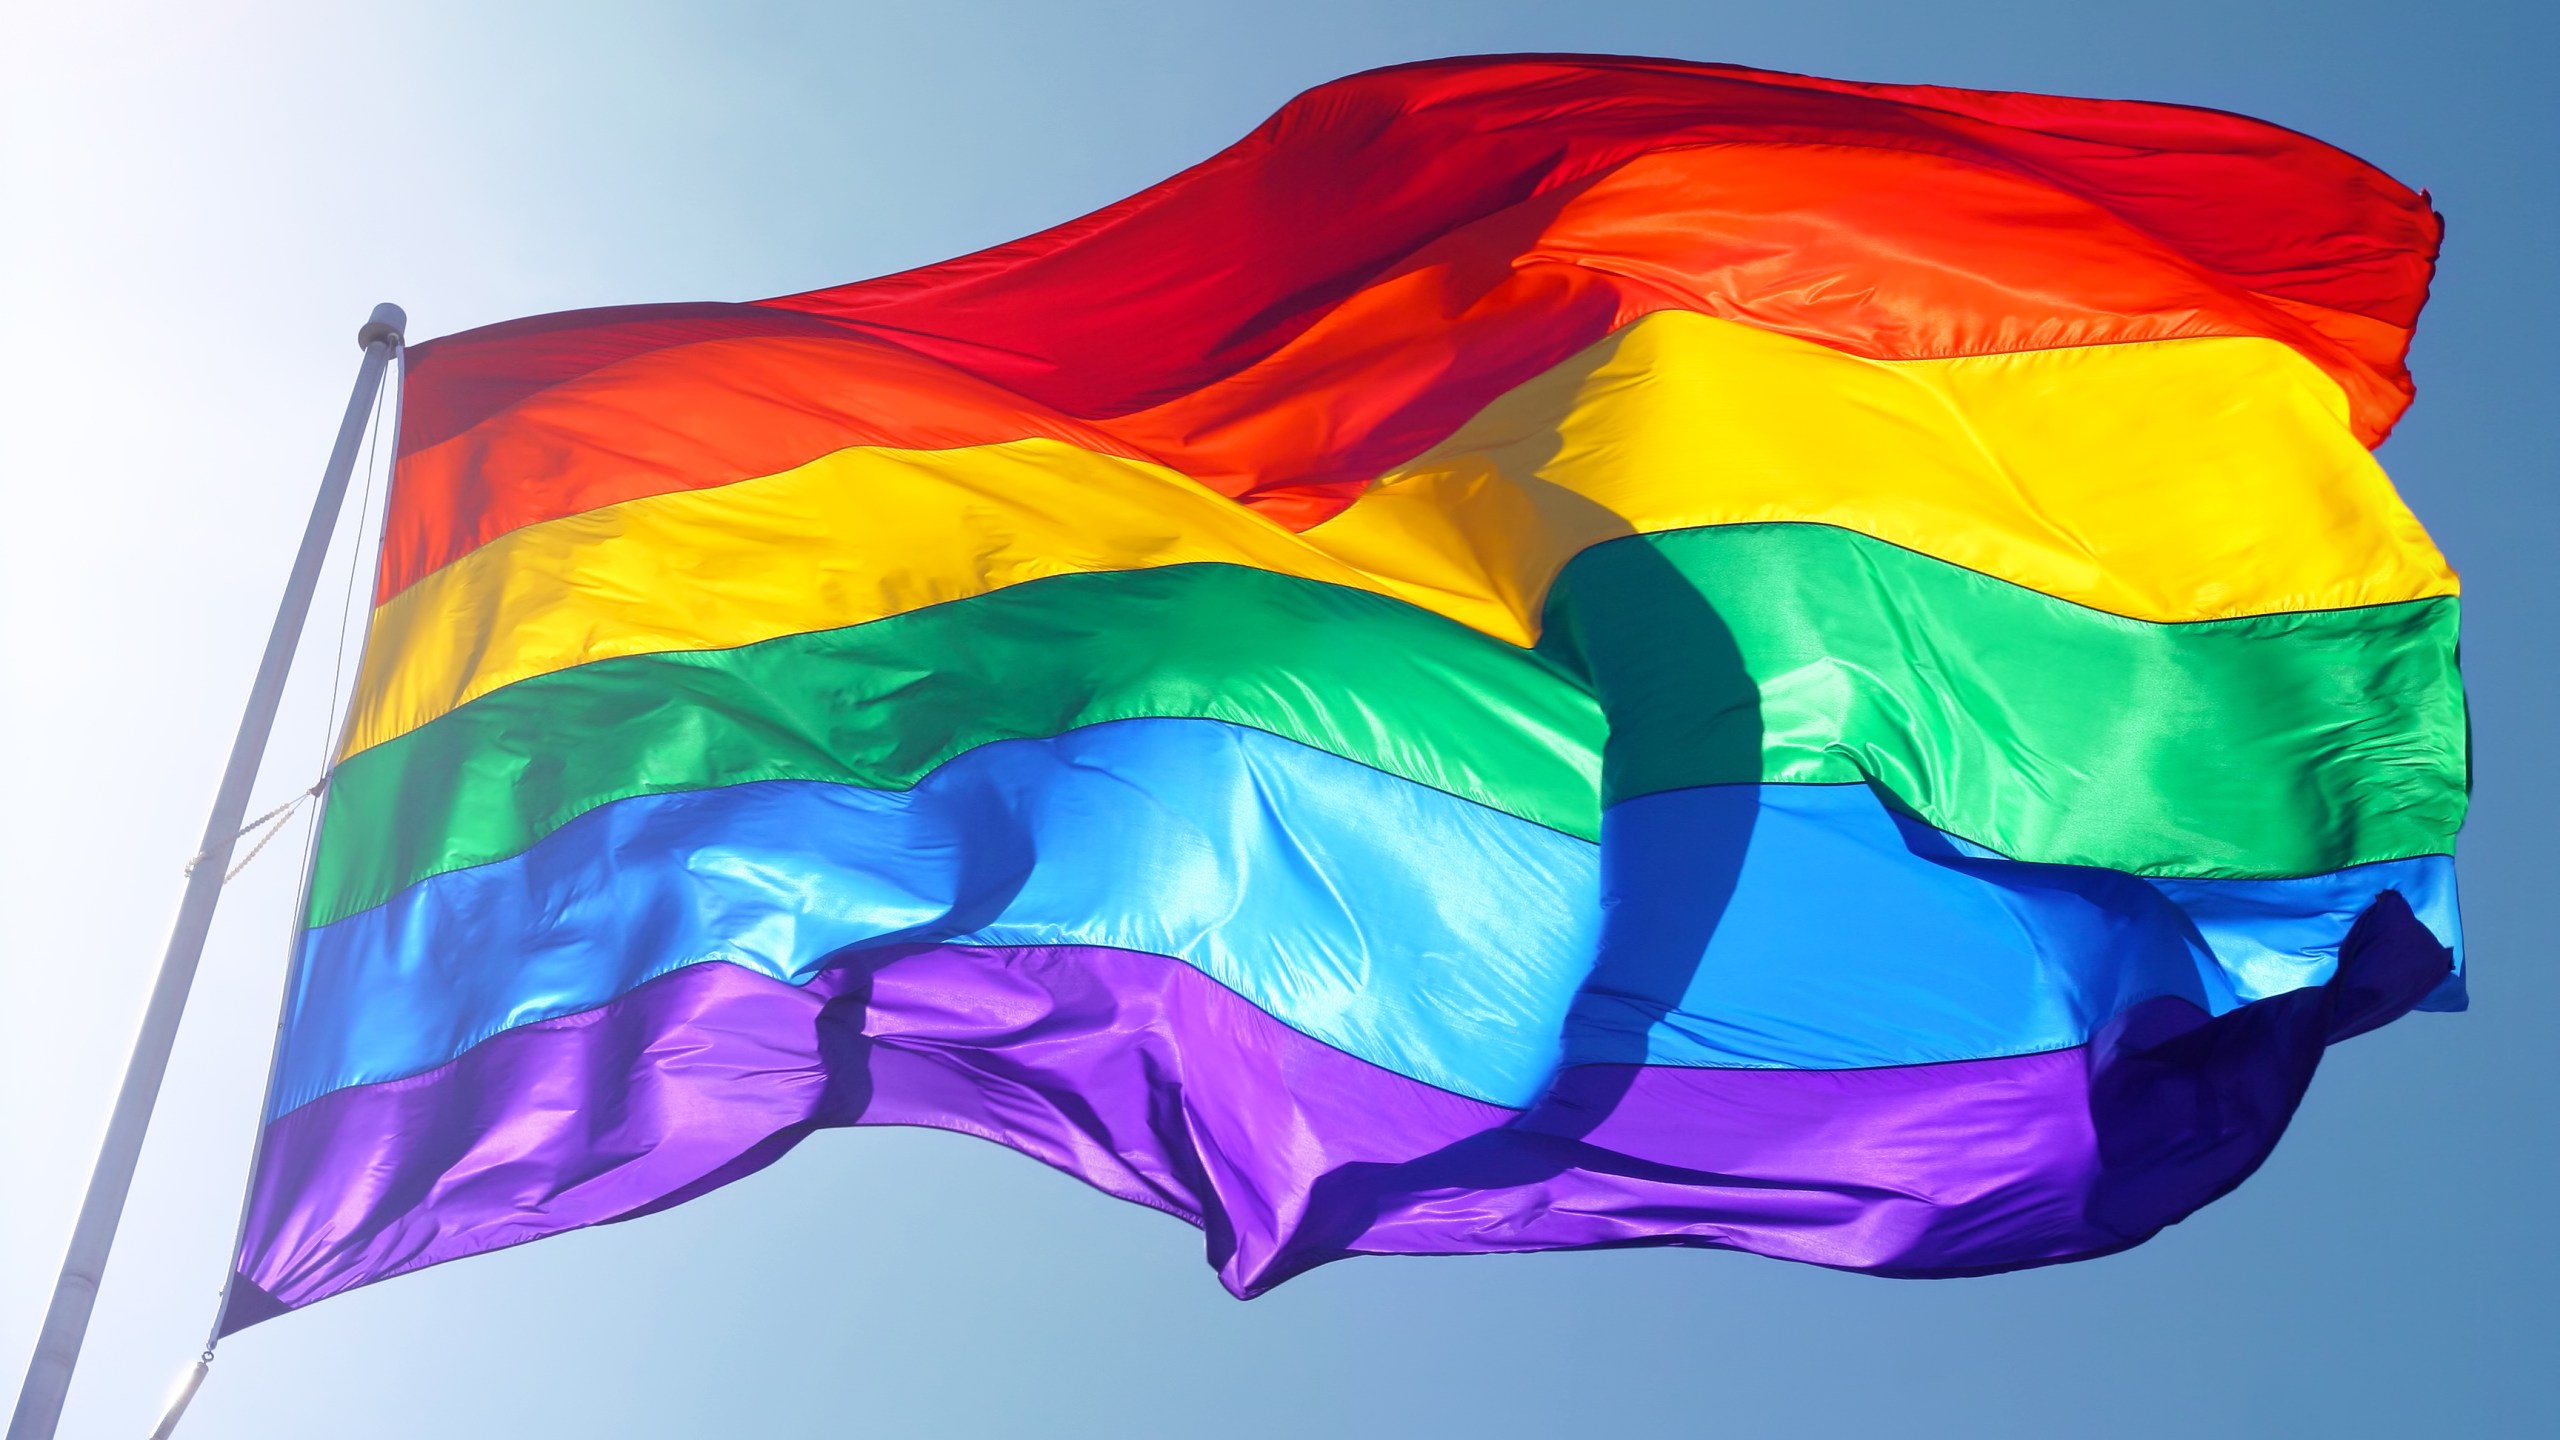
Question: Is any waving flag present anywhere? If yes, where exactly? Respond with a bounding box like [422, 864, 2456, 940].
[222, 55, 2462, 1330]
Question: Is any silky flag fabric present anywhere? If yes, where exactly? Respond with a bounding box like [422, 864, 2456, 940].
[223, 55, 2465, 1331]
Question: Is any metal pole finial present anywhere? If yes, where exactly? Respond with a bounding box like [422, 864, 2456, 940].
[357, 303, 406, 350]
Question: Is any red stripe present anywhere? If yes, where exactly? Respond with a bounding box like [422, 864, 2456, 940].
[767, 56, 2433, 410]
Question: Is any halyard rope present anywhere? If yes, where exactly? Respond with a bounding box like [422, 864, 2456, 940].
[181, 343, 390, 890]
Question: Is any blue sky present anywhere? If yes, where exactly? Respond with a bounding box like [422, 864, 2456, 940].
[3, 3, 2553, 1435]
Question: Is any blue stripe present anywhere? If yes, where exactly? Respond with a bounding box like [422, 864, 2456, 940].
[277, 719, 2459, 1116]
[1569, 786, 2460, 1070]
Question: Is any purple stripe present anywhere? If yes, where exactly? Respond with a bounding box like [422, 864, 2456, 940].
[224, 893, 2449, 1331]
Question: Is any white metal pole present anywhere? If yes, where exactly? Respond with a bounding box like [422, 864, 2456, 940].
[6, 303, 407, 1440]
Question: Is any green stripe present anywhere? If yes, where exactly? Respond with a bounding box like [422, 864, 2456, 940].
[308, 524, 2466, 927]
[1549, 524, 2464, 877]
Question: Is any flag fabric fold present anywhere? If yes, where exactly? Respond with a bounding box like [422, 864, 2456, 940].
[225, 54, 2461, 1331]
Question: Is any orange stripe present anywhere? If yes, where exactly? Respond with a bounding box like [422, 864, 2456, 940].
[386, 144, 2418, 596]
[346, 317, 2455, 758]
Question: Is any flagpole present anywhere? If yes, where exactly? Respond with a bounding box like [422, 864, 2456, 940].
[7, 303, 407, 1440]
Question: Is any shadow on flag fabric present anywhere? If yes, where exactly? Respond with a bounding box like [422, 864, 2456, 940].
[220, 54, 2466, 1331]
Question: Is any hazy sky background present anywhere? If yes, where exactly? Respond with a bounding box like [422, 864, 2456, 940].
[3, 3, 2553, 1436]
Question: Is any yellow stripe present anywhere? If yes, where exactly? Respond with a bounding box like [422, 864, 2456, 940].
[346, 312, 2454, 758]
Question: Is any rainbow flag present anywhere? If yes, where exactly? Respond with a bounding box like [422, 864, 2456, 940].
[222, 56, 2463, 1329]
